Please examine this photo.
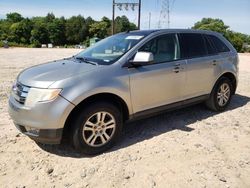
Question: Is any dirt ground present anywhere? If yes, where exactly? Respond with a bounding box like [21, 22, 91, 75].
[0, 48, 250, 188]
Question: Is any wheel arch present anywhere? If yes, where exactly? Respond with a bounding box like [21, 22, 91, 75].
[215, 72, 237, 94]
[63, 93, 129, 138]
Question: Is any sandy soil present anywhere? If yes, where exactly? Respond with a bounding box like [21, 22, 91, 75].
[0, 48, 250, 188]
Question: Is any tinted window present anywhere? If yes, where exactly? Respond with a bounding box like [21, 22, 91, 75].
[139, 34, 180, 64]
[203, 35, 217, 55]
[207, 35, 230, 53]
[179, 33, 207, 59]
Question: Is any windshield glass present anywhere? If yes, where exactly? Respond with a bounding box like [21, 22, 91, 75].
[75, 33, 146, 65]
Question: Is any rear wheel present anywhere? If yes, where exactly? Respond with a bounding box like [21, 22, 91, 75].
[71, 102, 122, 155]
[206, 77, 233, 111]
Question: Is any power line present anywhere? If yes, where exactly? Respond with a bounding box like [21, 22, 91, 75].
[112, 0, 141, 35]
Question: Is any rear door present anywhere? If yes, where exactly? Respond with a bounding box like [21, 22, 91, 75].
[178, 33, 218, 99]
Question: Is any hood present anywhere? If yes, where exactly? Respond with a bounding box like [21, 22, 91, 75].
[18, 58, 98, 88]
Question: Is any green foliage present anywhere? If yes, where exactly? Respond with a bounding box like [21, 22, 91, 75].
[8, 42, 29, 47]
[3, 13, 248, 51]
[45, 13, 56, 23]
[8, 18, 32, 44]
[0, 12, 138, 47]
[89, 21, 109, 38]
[0, 20, 11, 40]
[225, 31, 244, 52]
[65, 15, 87, 44]
[84, 36, 90, 47]
[115, 16, 137, 33]
[192, 18, 250, 52]
[30, 18, 49, 46]
[6, 12, 23, 23]
[48, 18, 66, 45]
[193, 18, 229, 35]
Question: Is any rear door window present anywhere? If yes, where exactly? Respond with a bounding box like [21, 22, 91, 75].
[207, 35, 230, 53]
[179, 33, 207, 59]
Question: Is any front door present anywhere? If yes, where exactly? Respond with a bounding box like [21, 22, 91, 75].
[128, 33, 187, 113]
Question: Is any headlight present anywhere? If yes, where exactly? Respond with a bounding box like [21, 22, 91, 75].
[25, 88, 62, 107]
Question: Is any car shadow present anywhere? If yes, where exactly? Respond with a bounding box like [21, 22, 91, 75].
[37, 94, 250, 158]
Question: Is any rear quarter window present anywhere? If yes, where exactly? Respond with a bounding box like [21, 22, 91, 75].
[203, 35, 217, 55]
[207, 35, 230, 53]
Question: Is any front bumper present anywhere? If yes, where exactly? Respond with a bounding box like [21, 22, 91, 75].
[8, 94, 75, 144]
[15, 124, 63, 144]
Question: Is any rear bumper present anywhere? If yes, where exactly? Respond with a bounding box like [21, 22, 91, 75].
[15, 124, 63, 144]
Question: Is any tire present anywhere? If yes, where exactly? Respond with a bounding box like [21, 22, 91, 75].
[70, 102, 123, 155]
[206, 77, 233, 111]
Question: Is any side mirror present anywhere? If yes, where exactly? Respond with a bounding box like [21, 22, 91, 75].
[130, 52, 154, 67]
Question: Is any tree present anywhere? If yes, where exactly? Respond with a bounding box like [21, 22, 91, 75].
[115, 16, 137, 33]
[85, 16, 95, 27]
[129, 22, 137, 31]
[225, 31, 244, 52]
[47, 18, 66, 45]
[6, 12, 23, 23]
[192, 18, 229, 35]
[0, 20, 11, 40]
[30, 18, 49, 47]
[45, 12, 55, 23]
[89, 21, 109, 39]
[8, 18, 32, 44]
[101, 16, 112, 35]
[85, 16, 96, 38]
[65, 15, 87, 44]
[192, 18, 247, 52]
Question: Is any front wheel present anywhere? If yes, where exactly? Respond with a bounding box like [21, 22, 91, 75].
[206, 77, 233, 111]
[71, 102, 123, 155]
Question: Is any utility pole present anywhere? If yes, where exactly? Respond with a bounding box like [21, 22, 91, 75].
[167, 0, 170, 28]
[138, 0, 141, 30]
[112, 0, 115, 35]
[112, 0, 142, 35]
[149, 12, 151, 29]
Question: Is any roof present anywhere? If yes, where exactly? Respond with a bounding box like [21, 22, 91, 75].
[128, 29, 220, 36]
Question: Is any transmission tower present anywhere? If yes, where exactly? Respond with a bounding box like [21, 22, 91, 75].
[158, 0, 175, 29]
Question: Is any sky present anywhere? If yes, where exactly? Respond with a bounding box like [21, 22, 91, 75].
[0, 0, 250, 34]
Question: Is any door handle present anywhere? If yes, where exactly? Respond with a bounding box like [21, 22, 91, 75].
[212, 60, 217, 66]
[173, 66, 180, 73]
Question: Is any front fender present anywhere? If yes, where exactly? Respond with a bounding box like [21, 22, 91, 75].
[49, 66, 133, 115]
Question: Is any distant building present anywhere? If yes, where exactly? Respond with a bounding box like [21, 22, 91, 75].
[90, 37, 100, 46]
[243, 43, 250, 49]
[48, 44, 53, 48]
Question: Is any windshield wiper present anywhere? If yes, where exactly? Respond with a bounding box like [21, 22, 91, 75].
[74, 56, 98, 66]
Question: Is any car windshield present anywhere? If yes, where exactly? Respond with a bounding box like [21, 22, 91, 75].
[75, 33, 146, 65]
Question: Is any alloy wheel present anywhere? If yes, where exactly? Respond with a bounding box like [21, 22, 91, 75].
[82, 111, 116, 147]
[217, 83, 230, 107]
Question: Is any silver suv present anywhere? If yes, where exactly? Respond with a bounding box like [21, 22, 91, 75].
[9, 29, 238, 154]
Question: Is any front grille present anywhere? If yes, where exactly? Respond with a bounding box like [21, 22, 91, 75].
[12, 82, 30, 104]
